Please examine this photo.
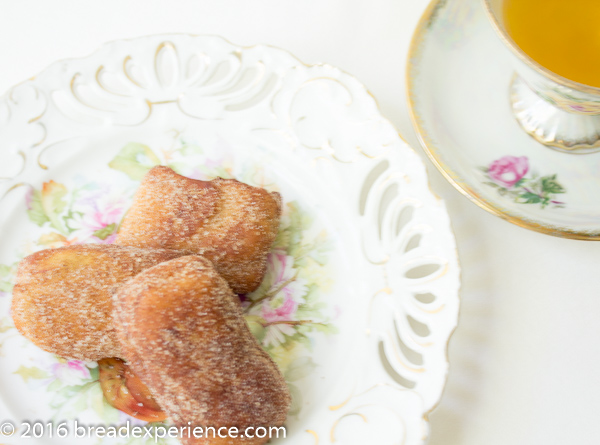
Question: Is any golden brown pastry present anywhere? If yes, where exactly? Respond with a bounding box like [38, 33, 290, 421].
[113, 256, 290, 445]
[116, 166, 282, 294]
[11, 244, 183, 361]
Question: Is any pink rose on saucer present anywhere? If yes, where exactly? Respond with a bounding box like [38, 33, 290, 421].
[488, 156, 529, 188]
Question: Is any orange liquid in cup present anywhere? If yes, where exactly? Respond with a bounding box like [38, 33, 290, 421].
[503, 0, 600, 88]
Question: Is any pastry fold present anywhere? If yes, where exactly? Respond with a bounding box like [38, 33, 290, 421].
[116, 166, 282, 295]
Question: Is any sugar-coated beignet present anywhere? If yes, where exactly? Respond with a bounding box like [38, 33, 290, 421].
[113, 256, 291, 445]
[116, 166, 282, 294]
[11, 244, 183, 361]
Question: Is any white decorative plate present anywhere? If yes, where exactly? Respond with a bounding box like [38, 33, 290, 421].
[408, 0, 600, 240]
[0, 35, 459, 444]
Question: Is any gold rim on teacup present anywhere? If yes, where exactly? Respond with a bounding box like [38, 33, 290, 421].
[483, 0, 600, 152]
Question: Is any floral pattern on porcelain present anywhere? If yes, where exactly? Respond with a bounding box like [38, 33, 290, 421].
[5, 138, 336, 441]
[433, 0, 477, 48]
[481, 156, 566, 209]
[0, 263, 17, 297]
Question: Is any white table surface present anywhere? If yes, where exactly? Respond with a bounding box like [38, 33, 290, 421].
[2, 1, 600, 444]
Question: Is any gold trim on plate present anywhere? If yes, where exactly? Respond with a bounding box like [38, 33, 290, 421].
[305, 429, 319, 444]
[0, 34, 463, 439]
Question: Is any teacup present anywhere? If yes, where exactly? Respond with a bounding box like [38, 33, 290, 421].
[483, 0, 600, 153]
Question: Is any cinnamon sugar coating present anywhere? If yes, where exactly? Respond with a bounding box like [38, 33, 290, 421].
[116, 166, 282, 294]
[11, 244, 183, 361]
[113, 256, 291, 445]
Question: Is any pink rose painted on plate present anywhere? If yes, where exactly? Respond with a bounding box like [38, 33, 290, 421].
[481, 156, 566, 209]
[71, 188, 128, 243]
[487, 156, 529, 188]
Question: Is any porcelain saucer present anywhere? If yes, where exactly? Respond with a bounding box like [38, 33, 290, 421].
[407, 0, 600, 240]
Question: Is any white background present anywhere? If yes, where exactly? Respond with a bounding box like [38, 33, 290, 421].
[1, 1, 600, 444]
